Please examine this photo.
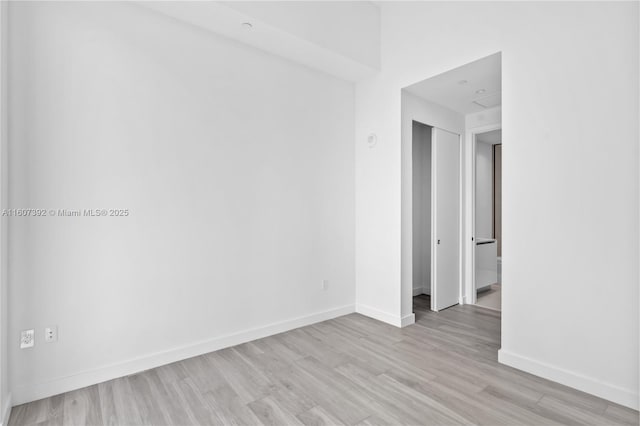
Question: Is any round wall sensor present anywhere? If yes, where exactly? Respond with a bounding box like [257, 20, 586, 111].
[367, 134, 378, 148]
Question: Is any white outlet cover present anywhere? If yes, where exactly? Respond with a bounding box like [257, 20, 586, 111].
[45, 326, 58, 343]
[20, 329, 35, 349]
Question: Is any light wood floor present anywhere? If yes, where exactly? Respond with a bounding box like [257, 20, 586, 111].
[9, 296, 639, 426]
[476, 284, 501, 311]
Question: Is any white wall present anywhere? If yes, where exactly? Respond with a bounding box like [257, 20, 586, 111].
[0, 1, 9, 423]
[9, 2, 355, 404]
[411, 121, 431, 296]
[356, 2, 639, 408]
[399, 91, 464, 322]
[466, 107, 501, 131]
[475, 141, 493, 239]
[139, 2, 379, 82]
[222, 1, 380, 70]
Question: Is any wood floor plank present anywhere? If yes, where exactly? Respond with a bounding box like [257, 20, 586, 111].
[248, 396, 303, 426]
[171, 377, 226, 426]
[334, 362, 466, 426]
[206, 347, 275, 404]
[605, 404, 640, 425]
[128, 371, 172, 425]
[62, 385, 103, 426]
[9, 296, 638, 426]
[31, 417, 65, 426]
[296, 405, 345, 426]
[9, 394, 64, 426]
[110, 377, 144, 426]
[181, 353, 229, 394]
[536, 394, 616, 426]
[201, 385, 262, 426]
[287, 357, 371, 424]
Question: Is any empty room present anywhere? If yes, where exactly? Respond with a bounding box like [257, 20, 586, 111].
[0, 1, 638, 425]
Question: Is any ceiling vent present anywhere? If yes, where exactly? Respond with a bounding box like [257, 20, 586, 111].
[472, 92, 501, 108]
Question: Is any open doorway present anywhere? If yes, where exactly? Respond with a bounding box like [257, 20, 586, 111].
[411, 121, 433, 315]
[400, 52, 501, 322]
[408, 119, 461, 316]
[474, 128, 502, 311]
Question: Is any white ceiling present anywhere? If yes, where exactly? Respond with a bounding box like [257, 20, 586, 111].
[138, 2, 379, 82]
[476, 129, 502, 145]
[404, 53, 501, 115]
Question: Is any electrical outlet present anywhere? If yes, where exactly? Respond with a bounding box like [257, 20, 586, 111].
[20, 329, 35, 349]
[45, 326, 58, 343]
[322, 280, 329, 291]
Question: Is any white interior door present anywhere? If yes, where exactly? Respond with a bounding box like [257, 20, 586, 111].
[431, 127, 461, 311]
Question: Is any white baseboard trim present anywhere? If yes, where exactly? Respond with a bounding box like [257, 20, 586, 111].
[400, 313, 415, 327]
[498, 349, 639, 410]
[356, 304, 413, 328]
[356, 303, 400, 326]
[12, 304, 355, 405]
[1, 392, 11, 426]
[412, 287, 430, 296]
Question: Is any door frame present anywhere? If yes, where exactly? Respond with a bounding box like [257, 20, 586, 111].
[465, 123, 502, 305]
[430, 127, 463, 312]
